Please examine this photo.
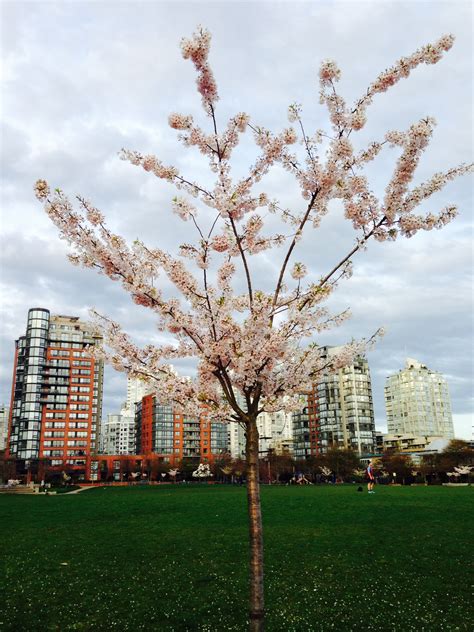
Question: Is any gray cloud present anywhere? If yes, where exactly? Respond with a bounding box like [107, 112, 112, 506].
[1, 1, 472, 438]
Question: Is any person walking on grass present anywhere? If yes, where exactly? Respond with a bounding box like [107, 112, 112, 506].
[367, 460, 375, 494]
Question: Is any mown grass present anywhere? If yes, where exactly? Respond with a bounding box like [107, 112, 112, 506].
[0, 485, 472, 631]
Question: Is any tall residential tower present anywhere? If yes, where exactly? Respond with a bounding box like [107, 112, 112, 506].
[293, 346, 375, 457]
[385, 358, 454, 438]
[6, 309, 103, 475]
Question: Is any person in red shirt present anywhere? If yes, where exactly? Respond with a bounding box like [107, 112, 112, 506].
[367, 460, 375, 493]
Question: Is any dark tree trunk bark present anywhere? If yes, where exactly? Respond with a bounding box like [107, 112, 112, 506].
[245, 418, 265, 631]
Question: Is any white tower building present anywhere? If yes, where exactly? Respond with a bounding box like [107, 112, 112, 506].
[257, 410, 293, 456]
[122, 376, 151, 416]
[385, 358, 454, 438]
[0, 404, 9, 451]
[100, 413, 136, 455]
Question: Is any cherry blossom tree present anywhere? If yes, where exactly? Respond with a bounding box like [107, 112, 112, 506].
[192, 462, 213, 478]
[35, 27, 472, 631]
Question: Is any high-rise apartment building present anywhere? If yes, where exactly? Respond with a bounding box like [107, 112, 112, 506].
[100, 413, 136, 455]
[293, 347, 375, 457]
[292, 407, 311, 460]
[6, 308, 103, 473]
[227, 392, 247, 459]
[228, 411, 294, 459]
[121, 376, 151, 416]
[0, 405, 9, 451]
[385, 358, 454, 438]
[135, 394, 227, 464]
[227, 389, 294, 459]
[228, 420, 246, 459]
[257, 410, 293, 456]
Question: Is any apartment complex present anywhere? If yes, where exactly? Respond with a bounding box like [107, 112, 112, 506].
[257, 410, 293, 456]
[229, 410, 294, 459]
[228, 420, 246, 459]
[385, 358, 454, 438]
[292, 406, 311, 460]
[98, 376, 151, 456]
[382, 433, 449, 453]
[293, 347, 375, 457]
[6, 308, 103, 474]
[122, 376, 151, 416]
[100, 413, 136, 455]
[0, 405, 9, 451]
[135, 394, 227, 464]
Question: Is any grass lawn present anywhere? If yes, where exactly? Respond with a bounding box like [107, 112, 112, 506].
[0, 485, 472, 631]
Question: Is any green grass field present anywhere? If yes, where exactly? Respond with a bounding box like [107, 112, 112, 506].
[0, 485, 472, 631]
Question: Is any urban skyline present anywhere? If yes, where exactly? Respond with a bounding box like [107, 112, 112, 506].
[3, 307, 470, 482]
[1, 306, 471, 444]
[1, 2, 472, 439]
[0, 5, 471, 632]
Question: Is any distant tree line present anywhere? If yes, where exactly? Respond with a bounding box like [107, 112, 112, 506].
[1, 440, 472, 486]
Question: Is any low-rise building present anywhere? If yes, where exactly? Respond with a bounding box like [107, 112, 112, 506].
[379, 433, 451, 465]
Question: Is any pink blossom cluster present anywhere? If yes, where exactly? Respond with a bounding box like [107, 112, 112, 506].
[78, 197, 105, 226]
[319, 89, 348, 131]
[369, 34, 454, 96]
[34, 179, 50, 201]
[180, 26, 218, 112]
[398, 205, 458, 238]
[243, 214, 263, 250]
[217, 261, 235, 292]
[291, 262, 307, 280]
[210, 234, 230, 252]
[354, 142, 383, 166]
[168, 113, 194, 130]
[121, 150, 178, 182]
[171, 112, 250, 166]
[383, 117, 436, 221]
[404, 164, 473, 213]
[319, 59, 341, 86]
[120, 148, 211, 202]
[172, 196, 196, 221]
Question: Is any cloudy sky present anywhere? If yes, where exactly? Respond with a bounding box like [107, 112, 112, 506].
[1, 0, 472, 439]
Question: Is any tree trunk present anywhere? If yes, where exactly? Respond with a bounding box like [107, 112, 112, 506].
[245, 418, 265, 631]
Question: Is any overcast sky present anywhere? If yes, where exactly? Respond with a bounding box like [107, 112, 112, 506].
[1, 0, 472, 439]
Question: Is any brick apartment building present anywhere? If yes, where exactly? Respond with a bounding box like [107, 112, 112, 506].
[6, 308, 103, 479]
[135, 394, 228, 466]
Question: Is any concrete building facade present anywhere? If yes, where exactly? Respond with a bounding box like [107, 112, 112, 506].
[385, 358, 454, 438]
[121, 376, 151, 416]
[101, 413, 136, 455]
[228, 420, 246, 459]
[257, 410, 294, 457]
[0, 405, 9, 451]
[227, 398, 294, 459]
